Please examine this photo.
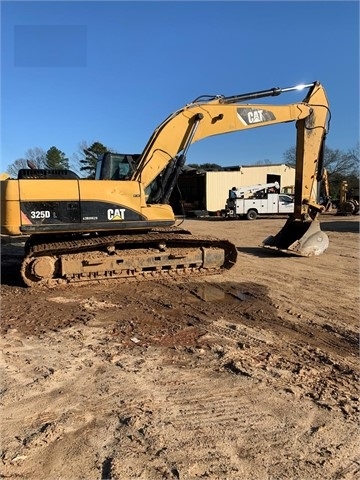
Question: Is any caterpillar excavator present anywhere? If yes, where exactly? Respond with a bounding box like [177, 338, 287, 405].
[335, 180, 359, 215]
[1, 81, 330, 287]
[319, 167, 332, 212]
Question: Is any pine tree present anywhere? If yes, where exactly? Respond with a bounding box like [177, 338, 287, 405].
[79, 142, 108, 179]
[45, 146, 69, 170]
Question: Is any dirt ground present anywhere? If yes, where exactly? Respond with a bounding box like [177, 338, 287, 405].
[0, 214, 359, 480]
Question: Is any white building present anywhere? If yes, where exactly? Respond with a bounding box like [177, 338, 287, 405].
[171, 164, 296, 215]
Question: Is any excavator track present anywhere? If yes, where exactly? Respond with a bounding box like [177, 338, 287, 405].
[21, 228, 238, 287]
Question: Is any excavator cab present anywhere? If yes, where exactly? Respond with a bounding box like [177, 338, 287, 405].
[95, 153, 140, 180]
[95, 152, 172, 203]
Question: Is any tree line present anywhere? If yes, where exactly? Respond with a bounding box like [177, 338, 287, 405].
[282, 143, 360, 199]
[5, 141, 359, 199]
[5, 142, 108, 179]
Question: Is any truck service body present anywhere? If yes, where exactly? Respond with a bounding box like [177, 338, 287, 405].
[225, 192, 294, 220]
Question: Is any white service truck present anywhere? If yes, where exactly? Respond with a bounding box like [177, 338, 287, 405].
[224, 182, 294, 220]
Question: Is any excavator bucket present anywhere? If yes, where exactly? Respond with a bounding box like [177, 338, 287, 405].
[262, 217, 329, 257]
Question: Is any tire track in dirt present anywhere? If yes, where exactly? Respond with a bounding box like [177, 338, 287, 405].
[100, 358, 358, 480]
[56, 277, 358, 424]
[97, 278, 359, 422]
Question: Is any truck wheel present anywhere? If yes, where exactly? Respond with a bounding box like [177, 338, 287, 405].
[246, 209, 258, 220]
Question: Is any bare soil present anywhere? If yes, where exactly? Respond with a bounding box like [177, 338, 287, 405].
[1, 214, 359, 480]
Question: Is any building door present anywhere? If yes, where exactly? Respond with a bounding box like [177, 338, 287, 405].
[267, 174, 281, 188]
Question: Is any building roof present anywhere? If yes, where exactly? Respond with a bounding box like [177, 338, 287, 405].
[223, 163, 294, 171]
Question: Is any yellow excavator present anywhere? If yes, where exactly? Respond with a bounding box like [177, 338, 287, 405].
[320, 167, 332, 212]
[1, 81, 330, 286]
[336, 180, 359, 215]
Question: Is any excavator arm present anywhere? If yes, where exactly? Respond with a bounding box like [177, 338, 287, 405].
[262, 82, 330, 256]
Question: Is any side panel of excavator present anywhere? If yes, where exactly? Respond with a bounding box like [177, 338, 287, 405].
[1, 178, 176, 236]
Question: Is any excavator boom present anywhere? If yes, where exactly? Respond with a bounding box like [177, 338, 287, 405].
[132, 83, 319, 190]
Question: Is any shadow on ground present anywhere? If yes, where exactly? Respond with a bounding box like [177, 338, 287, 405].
[322, 220, 359, 233]
[237, 246, 297, 258]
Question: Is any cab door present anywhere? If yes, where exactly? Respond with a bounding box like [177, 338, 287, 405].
[278, 195, 294, 213]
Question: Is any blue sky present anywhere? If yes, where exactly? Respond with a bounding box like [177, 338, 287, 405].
[1, 0, 359, 173]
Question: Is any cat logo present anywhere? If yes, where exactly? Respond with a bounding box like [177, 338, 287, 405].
[107, 208, 125, 221]
[237, 108, 276, 125]
[247, 109, 264, 123]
